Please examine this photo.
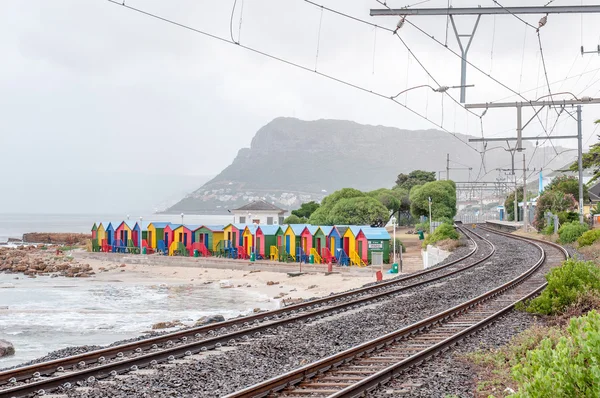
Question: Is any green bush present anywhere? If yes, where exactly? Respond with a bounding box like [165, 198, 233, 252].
[423, 223, 459, 248]
[577, 228, 600, 247]
[525, 259, 600, 315]
[414, 221, 429, 232]
[541, 224, 554, 236]
[558, 221, 589, 244]
[557, 211, 579, 225]
[509, 310, 600, 398]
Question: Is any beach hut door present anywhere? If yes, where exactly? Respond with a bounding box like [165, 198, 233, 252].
[343, 237, 350, 255]
[124, 231, 128, 244]
[316, 238, 322, 254]
[285, 235, 290, 254]
[358, 241, 363, 259]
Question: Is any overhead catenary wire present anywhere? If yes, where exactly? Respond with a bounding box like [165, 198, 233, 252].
[304, 0, 481, 120]
[230, 0, 239, 44]
[314, 6, 324, 71]
[105, 0, 482, 153]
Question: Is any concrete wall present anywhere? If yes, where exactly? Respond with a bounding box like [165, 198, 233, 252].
[421, 245, 451, 269]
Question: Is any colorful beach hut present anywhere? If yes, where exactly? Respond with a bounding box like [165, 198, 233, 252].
[147, 222, 170, 249]
[341, 226, 366, 266]
[114, 221, 132, 247]
[173, 225, 197, 247]
[163, 224, 177, 249]
[91, 223, 98, 240]
[194, 225, 225, 252]
[96, 222, 106, 245]
[353, 227, 368, 264]
[362, 227, 391, 264]
[223, 223, 245, 248]
[105, 222, 115, 247]
[242, 224, 258, 257]
[328, 226, 342, 257]
[256, 225, 283, 259]
[315, 226, 333, 262]
[283, 224, 308, 260]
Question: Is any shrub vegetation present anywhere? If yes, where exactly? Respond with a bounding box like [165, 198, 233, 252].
[525, 259, 600, 315]
[577, 228, 600, 247]
[557, 221, 589, 244]
[423, 223, 459, 248]
[509, 311, 600, 398]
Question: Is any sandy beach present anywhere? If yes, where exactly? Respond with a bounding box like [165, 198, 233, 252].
[79, 256, 396, 303]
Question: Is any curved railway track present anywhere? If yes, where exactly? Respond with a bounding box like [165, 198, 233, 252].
[0, 226, 495, 398]
[223, 226, 568, 398]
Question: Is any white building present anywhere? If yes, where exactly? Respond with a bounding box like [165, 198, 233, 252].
[231, 200, 287, 225]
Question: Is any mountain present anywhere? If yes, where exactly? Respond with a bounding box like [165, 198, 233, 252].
[165, 117, 576, 214]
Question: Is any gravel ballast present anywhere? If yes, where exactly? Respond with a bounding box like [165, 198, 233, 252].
[368, 310, 544, 398]
[56, 229, 542, 397]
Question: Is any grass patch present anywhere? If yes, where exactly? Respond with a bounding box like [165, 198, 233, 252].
[436, 238, 465, 252]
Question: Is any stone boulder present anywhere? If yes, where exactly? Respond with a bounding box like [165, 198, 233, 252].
[0, 340, 15, 357]
[195, 314, 225, 326]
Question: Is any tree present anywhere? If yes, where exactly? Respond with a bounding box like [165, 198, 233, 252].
[309, 188, 365, 224]
[504, 188, 524, 222]
[533, 190, 577, 230]
[395, 170, 436, 191]
[409, 180, 457, 220]
[544, 175, 589, 202]
[367, 188, 403, 222]
[570, 119, 600, 183]
[291, 201, 320, 219]
[284, 214, 307, 224]
[328, 197, 390, 225]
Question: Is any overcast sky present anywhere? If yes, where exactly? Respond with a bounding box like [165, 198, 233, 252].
[1, 0, 600, 213]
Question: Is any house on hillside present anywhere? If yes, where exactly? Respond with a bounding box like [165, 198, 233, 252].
[231, 200, 286, 225]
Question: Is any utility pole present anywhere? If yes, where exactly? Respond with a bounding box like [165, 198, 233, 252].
[577, 105, 584, 223]
[446, 153, 450, 181]
[467, 97, 599, 226]
[523, 153, 528, 231]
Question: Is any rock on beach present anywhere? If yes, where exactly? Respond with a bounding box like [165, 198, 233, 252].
[0, 247, 95, 278]
[0, 339, 15, 357]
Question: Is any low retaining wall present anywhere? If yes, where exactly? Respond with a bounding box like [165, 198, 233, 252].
[74, 252, 377, 275]
[421, 245, 451, 269]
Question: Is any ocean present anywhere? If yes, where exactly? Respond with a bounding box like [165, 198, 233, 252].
[0, 274, 279, 368]
[0, 213, 235, 243]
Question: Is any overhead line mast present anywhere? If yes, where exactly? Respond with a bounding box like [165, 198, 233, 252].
[370, 5, 600, 103]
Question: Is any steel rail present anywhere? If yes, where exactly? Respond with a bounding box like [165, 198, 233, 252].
[223, 226, 567, 398]
[0, 225, 480, 387]
[0, 227, 493, 397]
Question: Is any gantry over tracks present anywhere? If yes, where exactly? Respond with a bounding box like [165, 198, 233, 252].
[224, 226, 568, 398]
[0, 225, 494, 398]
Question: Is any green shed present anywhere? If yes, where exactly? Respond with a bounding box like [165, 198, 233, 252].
[362, 227, 391, 263]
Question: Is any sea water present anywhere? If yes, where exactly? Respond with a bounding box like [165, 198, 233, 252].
[0, 273, 278, 368]
[0, 213, 235, 243]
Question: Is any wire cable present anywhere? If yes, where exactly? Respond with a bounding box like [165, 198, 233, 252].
[230, 0, 239, 44]
[105, 0, 482, 153]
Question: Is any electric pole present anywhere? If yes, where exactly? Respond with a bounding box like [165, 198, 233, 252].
[446, 153, 450, 181]
[467, 97, 599, 225]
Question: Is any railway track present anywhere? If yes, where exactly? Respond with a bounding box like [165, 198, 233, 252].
[0, 225, 494, 398]
[223, 226, 568, 398]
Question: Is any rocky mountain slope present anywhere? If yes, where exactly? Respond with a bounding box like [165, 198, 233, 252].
[165, 117, 575, 214]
